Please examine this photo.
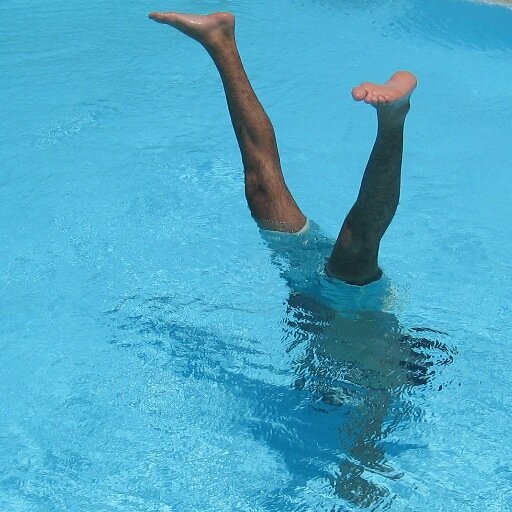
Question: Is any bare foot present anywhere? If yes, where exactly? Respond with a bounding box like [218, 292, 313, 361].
[148, 11, 235, 47]
[351, 71, 417, 116]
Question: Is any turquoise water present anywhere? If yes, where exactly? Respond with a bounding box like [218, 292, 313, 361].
[2, 0, 512, 510]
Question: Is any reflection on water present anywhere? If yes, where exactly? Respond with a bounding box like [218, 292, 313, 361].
[105, 223, 454, 510]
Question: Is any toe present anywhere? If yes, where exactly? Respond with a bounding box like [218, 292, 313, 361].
[148, 12, 171, 22]
[352, 86, 368, 101]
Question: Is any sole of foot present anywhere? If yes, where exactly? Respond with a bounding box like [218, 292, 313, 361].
[351, 71, 417, 110]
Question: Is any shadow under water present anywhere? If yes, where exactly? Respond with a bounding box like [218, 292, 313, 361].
[105, 221, 455, 510]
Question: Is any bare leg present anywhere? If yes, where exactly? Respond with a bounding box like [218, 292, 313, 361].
[326, 71, 417, 285]
[148, 12, 307, 232]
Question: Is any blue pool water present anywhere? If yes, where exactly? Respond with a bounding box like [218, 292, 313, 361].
[2, 0, 512, 510]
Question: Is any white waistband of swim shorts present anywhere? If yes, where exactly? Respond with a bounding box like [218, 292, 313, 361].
[295, 218, 310, 235]
[261, 218, 310, 235]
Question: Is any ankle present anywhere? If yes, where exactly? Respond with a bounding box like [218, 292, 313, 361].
[203, 32, 236, 54]
[377, 101, 409, 126]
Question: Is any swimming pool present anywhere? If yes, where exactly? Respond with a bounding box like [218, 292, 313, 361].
[1, 0, 511, 510]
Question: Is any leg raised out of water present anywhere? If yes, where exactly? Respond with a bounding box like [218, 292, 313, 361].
[327, 71, 417, 285]
[148, 11, 307, 233]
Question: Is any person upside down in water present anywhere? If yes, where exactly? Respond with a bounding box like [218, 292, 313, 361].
[148, 11, 417, 286]
[146, 14, 456, 508]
